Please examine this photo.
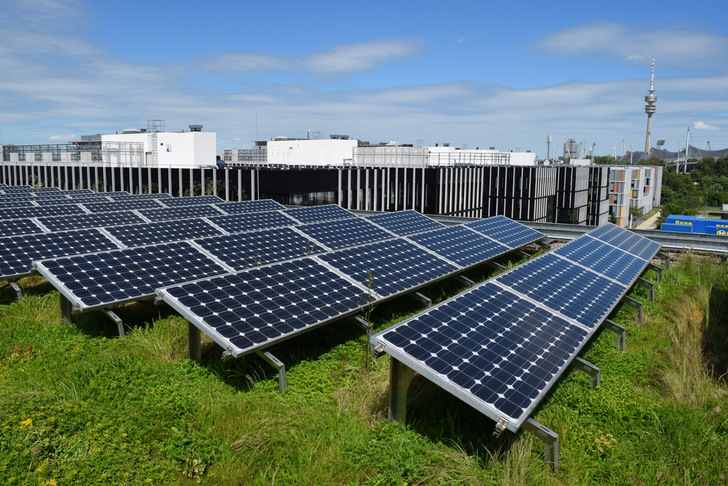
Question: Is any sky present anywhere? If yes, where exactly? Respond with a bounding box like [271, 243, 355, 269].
[1, 0, 728, 159]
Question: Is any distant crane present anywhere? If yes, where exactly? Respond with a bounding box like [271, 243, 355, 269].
[622, 139, 626, 157]
[613, 146, 617, 159]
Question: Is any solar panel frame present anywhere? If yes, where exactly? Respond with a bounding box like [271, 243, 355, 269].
[366, 210, 445, 236]
[137, 204, 227, 222]
[206, 210, 298, 234]
[406, 225, 512, 268]
[282, 204, 357, 224]
[586, 223, 662, 260]
[104, 218, 225, 247]
[34, 241, 232, 312]
[157, 257, 372, 357]
[295, 217, 396, 250]
[213, 200, 286, 214]
[35, 211, 148, 233]
[463, 215, 545, 248]
[81, 199, 166, 213]
[0, 204, 88, 220]
[158, 195, 224, 207]
[0, 218, 46, 237]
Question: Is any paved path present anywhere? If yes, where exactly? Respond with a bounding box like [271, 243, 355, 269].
[636, 210, 661, 230]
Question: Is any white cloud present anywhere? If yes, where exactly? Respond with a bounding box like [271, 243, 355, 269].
[694, 121, 719, 131]
[303, 39, 421, 75]
[537, 22, 728, 71]
[49, 134, 78, 140]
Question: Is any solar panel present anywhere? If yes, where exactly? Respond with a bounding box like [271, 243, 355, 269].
[552, 236, 650, 285]
[194, 227, 324, 271]
[0, 200, 37, 208]
[34, 196, 112, 206]
[138, 205, 226, 222]
[372, 282, 588, 430]
[0, 229, 120, 279]
[586, 223, 661, 260]
[283, 204, 357, 224]
[492, 252, 627, 330]
[317, 239, 459, 298]
[0, 218, 45, 237]
[157, 257, 370, 357]
[106, 193, 170, 201]
[104, 219, 224, 247]
[213, 200, 286, 214]
[0, 204, 87, 220]
[407, 226, 511, 267]
[35, 241, 230, 311]
[464, 215, 545, 248]
[207, 211, 297, 234]
[159, 195, 224, 207]
[296, 218, 395, 250]
[36, 211, 147, 232]
[81, 199, 165, 213]
[367, 210, 445, 236]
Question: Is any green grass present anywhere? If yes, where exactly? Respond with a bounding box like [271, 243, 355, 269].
[1, 253, 727, 484]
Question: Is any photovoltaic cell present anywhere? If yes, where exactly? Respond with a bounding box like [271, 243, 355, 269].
[106, 193, 169, 201]
[158, 257, 370, 356]
[82, 199, 165, 213]
[138, 205, 226, 222]
[213, 200, 285, 214]
[366, 210, 445, 236]
[552, 235, 649, 285]
[207, 211, 296, 234]
[374, 282, 588, 427]
[317, 239, 458, 298]
[0, 218, 45, 237]
[0, 204, 87, 220]
[35, 241, 229, 310]
[586, 223, 661, 260]
[464, 215, 544, 248]
[0, 200, 37, 208]
[407, 226, 511, 267]
[493, 253, 626, 330]
[158, 195, 223, 207]
[104, 219, 224, 247]
[194, 227, 323, 270]
[283, 204, 356, 224]
[36, 211, 147, 232]
[34, 196, 111, 206]
[0, 229, 120, 278]
[296, 218, 395, 250]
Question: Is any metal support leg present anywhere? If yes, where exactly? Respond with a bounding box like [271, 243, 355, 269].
[655, 252, 669, 271]
[572, 357, 601, 389]
[388, 357, 415, 427]
[352, 316, 373, 355]
[621, 295, 643, 322]
[256, 350, 287, 392]
[521, 418, 559, 473]
[647, 262, 663, 282]
[603, 319, 626, 351]
[536, 240, 552, 251]
[636, 277, 655, 302]
[188, 322, 201, 361]
[104, 309, 125, 338]
[60, 294, 73, 323]
[454, 274, 474, 287]
[9, 281, 22, 299]
[410, 291, 432, 308]
[487, 261, 506, 271]
[518, 250, 531, 260]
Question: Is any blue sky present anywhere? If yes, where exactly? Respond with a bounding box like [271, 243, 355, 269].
[2, 0, 727, 158]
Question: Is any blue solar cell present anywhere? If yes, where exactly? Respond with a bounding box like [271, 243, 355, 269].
[138, 205, 226, 222]
[158, 195, 224, 207]
[296, 218, 395, 250]
[366, 210, 444, 236]
[553, 235, 649, 285]
[194, 227, 323, 270]
[34, 196, 111, 206]
[0, 200, 37, 208]
[0, 229, 120, 278]
[587, 223, 661, 260]
[105, 218, 224, 247]
[375, 282, 588, 425]
[0, 204, 86, 220]
[158, 257, 370, 356]
[0, 218, 45, 237]
[207, 211, 296, 233]
[213, 200, 286, 214]
[106, 193, 170, 201]
[407, 226, 511, 267]
[317, 239, 458, 298]
[36, 241, 229, 310]
[494, 253, 626, 329]
[36, 211, 147, 232]
[283, 204, 356, 224]
[464, 215, 544, 248]
[82, 199, 165, 213]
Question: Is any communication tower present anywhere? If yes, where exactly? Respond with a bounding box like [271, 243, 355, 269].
[644, 58, 657, 153]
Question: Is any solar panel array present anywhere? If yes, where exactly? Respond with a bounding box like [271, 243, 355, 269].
[371, 223, 660, 433]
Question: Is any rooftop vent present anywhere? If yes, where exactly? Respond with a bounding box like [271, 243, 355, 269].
[189, 124, 203, 132]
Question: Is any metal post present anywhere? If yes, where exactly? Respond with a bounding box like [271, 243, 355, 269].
[410, 291, 432, 308]
[104, 309, 125, 338]
[60, 295, 73, 323]
[256, 350, 287, 392]
[603, 319, 626, 351]
[621, 295, 643, 322]
[388, 357, 415, 427]
[188, 322, 201, 361]
[647, 261, 664, 281]
[571, 357, 601, 389]
[521, 418, 559, 473]
[636, 277, 655, 301]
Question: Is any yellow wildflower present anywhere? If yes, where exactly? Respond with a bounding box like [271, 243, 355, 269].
[20, 418, 32, 428]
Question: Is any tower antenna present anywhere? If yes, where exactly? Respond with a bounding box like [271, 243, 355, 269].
[644, 57, 657, 154]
